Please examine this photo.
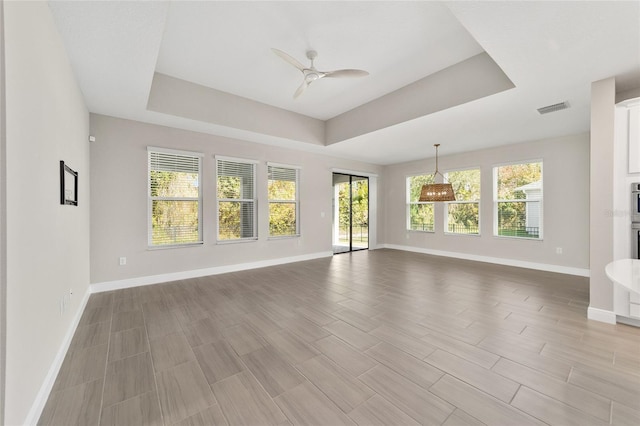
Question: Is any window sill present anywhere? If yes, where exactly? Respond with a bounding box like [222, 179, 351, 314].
[444, 232, 481, 237]
[268, 235, 301, 241]
[493, 235, 544, 241]
[147, 242, 204, 250]
[216, 238, 259, 245]
[407, 229, 435, 234]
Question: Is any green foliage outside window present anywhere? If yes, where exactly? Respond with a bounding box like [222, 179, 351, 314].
[216, 160, 256, 241]
[150, 168, 200, 246]
[496, 162, 542, 238]
[337, 178, 369, 243]
[446, 169, 480, 234]
[217, 174, 247, 240]
[268, 176, 298, 237]
[407, 174, 434, 231]
[217, 175, 241, 199]
[269, 202, 297, 236]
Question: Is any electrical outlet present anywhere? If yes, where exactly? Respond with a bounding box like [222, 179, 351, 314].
[556, 247, 563, 254]
[119, 256, 127, 266]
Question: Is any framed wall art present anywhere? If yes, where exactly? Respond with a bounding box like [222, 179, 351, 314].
[60, 160, 78, 206]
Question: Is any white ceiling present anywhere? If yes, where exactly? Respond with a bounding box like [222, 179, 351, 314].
[156, 1, 483, 120]
[48, 1, 640, 165]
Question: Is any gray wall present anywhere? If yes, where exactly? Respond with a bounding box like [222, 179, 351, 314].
[90, 114, 383, 285]
[3, 2, 90, 424]
[381, 133, 590, 272]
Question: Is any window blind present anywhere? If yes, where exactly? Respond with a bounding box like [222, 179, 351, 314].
[268, 165, 297, 200]
[216, 158, 257, 241]
[148, 149, 202, 247]
[150, 152, 200, 173]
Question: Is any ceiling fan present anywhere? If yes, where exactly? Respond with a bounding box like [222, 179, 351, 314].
[272, 48, 369, 99]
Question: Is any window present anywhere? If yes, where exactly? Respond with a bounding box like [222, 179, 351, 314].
[148, 147, 203, 247]
[445, 169, 480, 235]
[407, 174, 435, 232]
[216, 156, 257, 241]
[494, 161, 543, 239]
[268, 163, 300, 237]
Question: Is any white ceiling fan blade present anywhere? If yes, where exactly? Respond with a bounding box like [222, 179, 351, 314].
[293, 81, 309, 99]
[325, 69, 369, 78]
[272, 48, 305, 71]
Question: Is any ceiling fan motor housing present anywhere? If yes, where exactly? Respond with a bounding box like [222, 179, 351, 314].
[304, 71, 322, 82]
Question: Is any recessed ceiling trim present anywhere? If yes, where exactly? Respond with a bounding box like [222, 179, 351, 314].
[325, 52, 516, 145]
[147, 73, 325, 146]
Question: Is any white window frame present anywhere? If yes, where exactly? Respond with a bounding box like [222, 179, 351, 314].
[493, 160, 544, 240]
[267, 162, 301, 239]
[147, 146, 204, 249]
[406, 174, 435, 233]
[444, 168, 481, 236]
[215, 155, 258, 243]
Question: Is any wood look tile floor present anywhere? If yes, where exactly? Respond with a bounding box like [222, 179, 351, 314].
[39, 249, 640, 426]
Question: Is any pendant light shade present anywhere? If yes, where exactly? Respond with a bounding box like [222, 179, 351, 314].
[419, 144, 456, 202]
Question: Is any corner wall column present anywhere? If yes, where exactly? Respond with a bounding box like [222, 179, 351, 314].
[589, 77, 616, 322]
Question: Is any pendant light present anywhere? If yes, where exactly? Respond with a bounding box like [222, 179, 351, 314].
[419, 144, 456, 202]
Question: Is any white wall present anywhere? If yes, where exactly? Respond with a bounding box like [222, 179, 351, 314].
[0, 0, 7, 422]
[589, 78, 616, 317]
[3, 2, 90, 424]
[381, 133, 590, 274]
[90, 114, 382, 286]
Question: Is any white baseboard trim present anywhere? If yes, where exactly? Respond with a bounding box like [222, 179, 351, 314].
[616, 315, 640, 327]
[587, 306, 617, 324]
[381, 244, 590, 277]
[91, 251, 334, 293]
[24, 287, 91, 426]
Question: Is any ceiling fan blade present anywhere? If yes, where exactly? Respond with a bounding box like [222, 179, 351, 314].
[293, 81, 308, 99]
[325, 69, 369, 78]
[272, 48, 305, 71]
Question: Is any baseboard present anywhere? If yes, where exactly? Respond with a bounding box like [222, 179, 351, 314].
[381, 244, 590, 277]
[616, 315, 640, 327]
[91, 251, 334, 293]
[24, 287, 91, 426]
[587, 306, 617, 324]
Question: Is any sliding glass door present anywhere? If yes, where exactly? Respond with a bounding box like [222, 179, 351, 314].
[333, 173, 369, 254]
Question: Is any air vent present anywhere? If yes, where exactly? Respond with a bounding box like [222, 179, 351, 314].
[537, 101, 570, 115]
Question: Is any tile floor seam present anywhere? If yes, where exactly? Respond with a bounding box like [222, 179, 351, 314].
[230, 355, 291, 424]
[182, 322, 228, 426]
[141, 303, 166, 426]
[95, 298, 114, 426]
